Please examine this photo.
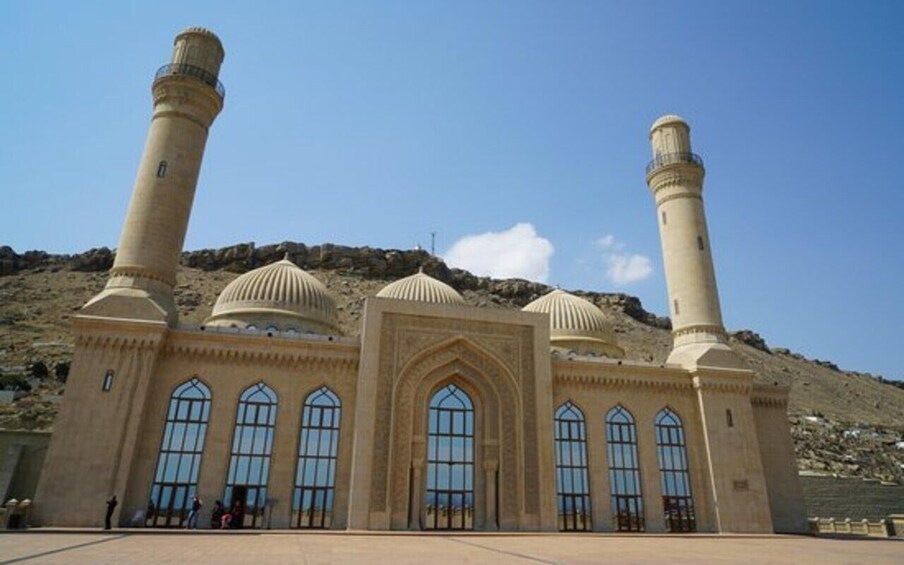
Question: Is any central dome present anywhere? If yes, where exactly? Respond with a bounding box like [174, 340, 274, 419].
[376, 270, 465, 305]
[523, 290, 623, 358]
[205, 258, 340, 334]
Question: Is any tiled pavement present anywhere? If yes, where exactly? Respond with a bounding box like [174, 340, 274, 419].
[0, 531, 901, 564]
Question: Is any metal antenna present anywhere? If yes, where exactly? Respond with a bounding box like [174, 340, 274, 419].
[430, 231, 436, 256]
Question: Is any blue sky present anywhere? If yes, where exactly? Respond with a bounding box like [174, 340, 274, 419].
[1, 1, 902, 380]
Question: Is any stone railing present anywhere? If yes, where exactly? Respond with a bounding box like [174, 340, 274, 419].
[809, 516, 898, 538]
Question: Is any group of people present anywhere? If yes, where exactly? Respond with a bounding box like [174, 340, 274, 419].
[134, 495, 246, 529]
[210, 499, 245, 529]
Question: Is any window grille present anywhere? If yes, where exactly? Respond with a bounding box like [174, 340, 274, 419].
[224, 382, 277, 528]
[607, 405, 644, 531]
[554, 401, 592, 531]
[425, 384, 474, 530]
[655, 408, 696, 532]
[148, 378, 211, 527]
[293, 386, 341, 529]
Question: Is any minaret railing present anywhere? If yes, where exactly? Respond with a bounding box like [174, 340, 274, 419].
[154, 63, 225, 99]
[645, 152, 703, 175]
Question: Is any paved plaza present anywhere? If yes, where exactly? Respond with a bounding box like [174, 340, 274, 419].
[0, 531, 901, 564]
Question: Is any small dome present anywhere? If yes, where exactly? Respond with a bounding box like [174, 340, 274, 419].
[377, 271, 465, 305]
[650, 114, 688, 133]
[205, 258, 339, 334]
[523, 290, 622, 358]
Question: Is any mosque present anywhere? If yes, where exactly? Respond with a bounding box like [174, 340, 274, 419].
[32, 28, 806, 533]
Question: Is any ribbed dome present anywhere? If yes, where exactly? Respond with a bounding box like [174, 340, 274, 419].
[650, 114, 688, 133]
[205, 258, 339, 334]
[523, 290, 622, 357]
[377, 271, 465, 305]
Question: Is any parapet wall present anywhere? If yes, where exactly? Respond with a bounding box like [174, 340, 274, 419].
[801, 475, 904, 521]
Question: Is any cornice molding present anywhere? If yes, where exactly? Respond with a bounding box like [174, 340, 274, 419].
[108, 265, 176, 288]
[648, 166, 704, 194]
[163, 328, 360, 370]
[152, 78, 223, 127]
[751, 384, 791, 408]
[553, 359, 693, 391]
[73, 315, 167, 352]
[692, 372, 753, 395]
[672, 324, 727, 340]
[656, 191, 703, 206]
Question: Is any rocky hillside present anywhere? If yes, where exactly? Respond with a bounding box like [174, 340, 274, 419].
[2, 242, 903, 483]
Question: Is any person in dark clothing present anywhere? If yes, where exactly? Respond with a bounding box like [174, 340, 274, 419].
[146, 499, 156, 526]
[186, 495, 203, 529]
[230, 500, 244, 529]
[210, 500, 224, 529]
[105, 495, 118, 530]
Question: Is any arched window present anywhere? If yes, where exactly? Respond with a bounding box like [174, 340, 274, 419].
[554, 401, 592, 531]
[606, 405, 644, 531]
[655, 408, 696, 532]
[425, 384, 474, 530]
[148, 378, 211, 527]
[293, 386, 341, 529]
[224, 382, 277, 529]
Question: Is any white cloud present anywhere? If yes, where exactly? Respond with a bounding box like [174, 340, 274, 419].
[606, 253, 653, 285]
[596, 234, 653, 285]
[445, 223, 554, 283]
[594, 234, 623, 251]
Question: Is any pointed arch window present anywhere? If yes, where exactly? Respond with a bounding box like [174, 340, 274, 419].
[554, 401, 592, 531]
[293, 386, 341, 529]
[656, 408, 696, 532]
[425, 384, 474, 530]
[148, 378, 211, 527]
[224, 382, 277, 529]
[606, 405, 644, 531]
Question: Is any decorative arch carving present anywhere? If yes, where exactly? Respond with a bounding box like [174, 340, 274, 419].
[381, 336, 524, 530]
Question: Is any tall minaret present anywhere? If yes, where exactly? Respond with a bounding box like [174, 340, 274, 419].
[83, 27, 225, 325]
[645, 115, 743, 370]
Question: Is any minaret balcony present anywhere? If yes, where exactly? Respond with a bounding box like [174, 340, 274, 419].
[154, 64, 225, 99]
[645, 152, 704, 175]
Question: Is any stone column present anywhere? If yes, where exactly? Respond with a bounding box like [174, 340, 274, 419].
[409, 459, 424, 530]
[484, 460, 499, 531]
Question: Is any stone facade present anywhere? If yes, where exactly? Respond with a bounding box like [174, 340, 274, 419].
[31, 28, 806, 534]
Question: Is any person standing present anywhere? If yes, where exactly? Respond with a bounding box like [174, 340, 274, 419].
[104, 495, 118, 530]
[186, 495, 203, 529]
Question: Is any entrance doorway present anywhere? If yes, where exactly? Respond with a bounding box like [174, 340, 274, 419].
[424, 384, 474, 530]
[227, 485, 248, 528]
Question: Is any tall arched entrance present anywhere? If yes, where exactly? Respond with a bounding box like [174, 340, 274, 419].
[424, 384, 475, 530]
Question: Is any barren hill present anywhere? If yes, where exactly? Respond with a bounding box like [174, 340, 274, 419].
[1, 242, 903, 483]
